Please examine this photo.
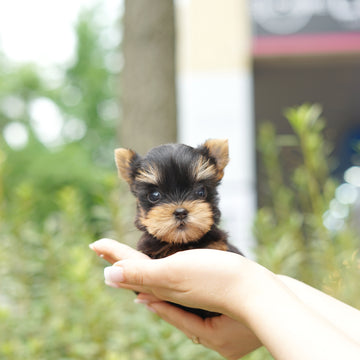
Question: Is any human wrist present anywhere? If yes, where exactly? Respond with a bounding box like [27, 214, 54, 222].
[222, 259, 278, 324]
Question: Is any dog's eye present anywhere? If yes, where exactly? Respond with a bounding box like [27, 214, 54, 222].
[148, 190, 161, 203]
[195, 186, 207, 199]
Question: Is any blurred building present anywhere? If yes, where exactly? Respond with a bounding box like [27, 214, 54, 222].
[175, 0, 255, 255]
[175, 0, 360, 254]
[252, 0, 360, 179]
[252, 0, 360, 235]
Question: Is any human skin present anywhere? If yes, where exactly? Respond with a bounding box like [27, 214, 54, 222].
[90, 238, 360, 360]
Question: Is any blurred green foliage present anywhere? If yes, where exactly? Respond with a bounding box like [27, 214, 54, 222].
[245, 104, 360, 360]
[0, 6, 223, 360]
[0, 7, 119, 226]
[0, 181, 222, 359]
[1, 5, 359, 360]
[255, 104, 360, 300]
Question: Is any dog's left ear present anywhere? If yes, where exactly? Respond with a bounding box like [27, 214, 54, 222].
[200, 139, 229, 180]
[114, 148, 138, 185]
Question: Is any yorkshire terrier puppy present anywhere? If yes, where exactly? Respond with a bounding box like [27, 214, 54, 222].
[114, 139, 242, 318]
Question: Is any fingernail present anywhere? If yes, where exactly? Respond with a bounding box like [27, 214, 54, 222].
[89, 243, 95, 250]
[104, 266, 124, 283]
[134, 298, 150, 305]
[105, 280, 121, 288]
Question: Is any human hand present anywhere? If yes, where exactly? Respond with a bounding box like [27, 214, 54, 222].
[89, 239, 261, 359]
[90, 238, 254, 316]
[90, 239, 360, 360]
[136, 293, 261, 360]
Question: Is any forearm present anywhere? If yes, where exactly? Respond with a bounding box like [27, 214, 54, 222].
[277, 275, 360, 345]
[225, 265, 360, 360]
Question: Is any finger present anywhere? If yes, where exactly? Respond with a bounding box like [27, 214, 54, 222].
[135, 293, 161, 304]
[111, 258, 169, 289]
[104, 279, 148, 293]
[90, 238, 148, 264]
[106, 282, 149, 294]
[104, 266, 151, 293]
[149, 301, 210, 340]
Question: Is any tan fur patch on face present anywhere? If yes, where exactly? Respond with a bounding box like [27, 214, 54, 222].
[140, 200, 214, 244]
[135, 164, 161, 185]
[193, 157, 217, 182]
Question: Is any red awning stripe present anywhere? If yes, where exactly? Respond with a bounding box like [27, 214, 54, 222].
[253, 32, 360, 57]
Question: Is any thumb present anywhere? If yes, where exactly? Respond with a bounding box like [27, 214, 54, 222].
[90, 238, 148, 264]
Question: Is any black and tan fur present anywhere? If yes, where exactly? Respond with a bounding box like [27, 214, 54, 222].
[115, 139, 242, 317]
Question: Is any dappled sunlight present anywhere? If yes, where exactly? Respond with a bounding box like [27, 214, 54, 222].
[323, 174, 360, 232]
[3, 122, 28, 150]
[29, 97, 65, 147]
[345, 166, 360, 187]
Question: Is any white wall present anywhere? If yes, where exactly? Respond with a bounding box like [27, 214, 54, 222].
[175, 0, 256, 256]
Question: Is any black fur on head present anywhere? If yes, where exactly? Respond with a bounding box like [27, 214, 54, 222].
[114, 139, 229, 246]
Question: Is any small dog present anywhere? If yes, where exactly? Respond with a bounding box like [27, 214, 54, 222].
[114, 139, 242, 317]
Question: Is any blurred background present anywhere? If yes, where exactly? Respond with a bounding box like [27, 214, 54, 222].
[0, 1, 359, 359]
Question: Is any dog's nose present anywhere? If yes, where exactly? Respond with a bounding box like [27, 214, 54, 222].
[174, 208, 188, 220]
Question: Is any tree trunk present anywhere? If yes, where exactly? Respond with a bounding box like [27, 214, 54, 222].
[121, 0, 177, 154]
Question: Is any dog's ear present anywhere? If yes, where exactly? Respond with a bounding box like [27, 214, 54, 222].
[200, 139, 229, 180]
[114, 148, 138, 184]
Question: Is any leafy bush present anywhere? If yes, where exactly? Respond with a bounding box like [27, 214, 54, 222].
[0, 6, 223, 360]
[2, 102, 359, 360]
[245, 104, 360, 360]
[0, 177, 224, 359]
[255, 104, 360, 300]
